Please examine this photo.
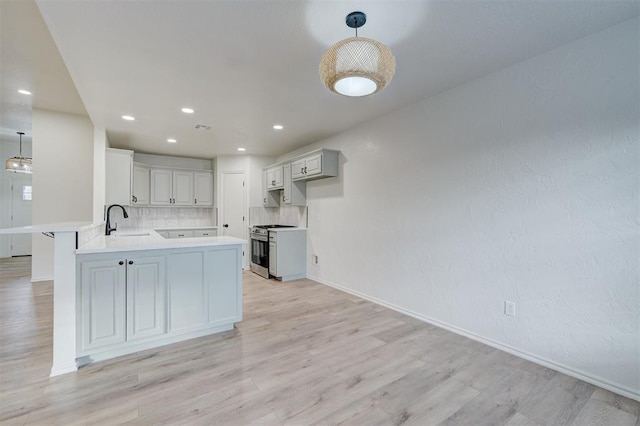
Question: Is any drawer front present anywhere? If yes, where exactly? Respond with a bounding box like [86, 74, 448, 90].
[168, 230, 194, 238]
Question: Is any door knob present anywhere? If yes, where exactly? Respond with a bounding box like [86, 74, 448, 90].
[128, 260, 134, 265]
[118, 261, 124, 265]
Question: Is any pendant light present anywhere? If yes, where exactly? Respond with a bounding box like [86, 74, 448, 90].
[319, 11, 396, 97]
[5, 132, 33, 174]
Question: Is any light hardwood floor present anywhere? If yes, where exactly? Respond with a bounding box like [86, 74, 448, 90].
[1, 257, 638, 425]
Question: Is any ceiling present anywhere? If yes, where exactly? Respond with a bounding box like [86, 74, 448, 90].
[2, 1, 638, 158]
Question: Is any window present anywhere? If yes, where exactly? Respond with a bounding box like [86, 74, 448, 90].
[22, 185, 32, 201]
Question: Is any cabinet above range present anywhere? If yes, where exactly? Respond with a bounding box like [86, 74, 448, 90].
[262, 148, 339, 207]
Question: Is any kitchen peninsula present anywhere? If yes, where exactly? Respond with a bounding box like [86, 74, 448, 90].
[0, 223, 245, 376]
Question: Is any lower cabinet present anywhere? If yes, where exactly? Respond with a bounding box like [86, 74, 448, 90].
[79, 255, 165, 354]
[77, 244, 242, 360]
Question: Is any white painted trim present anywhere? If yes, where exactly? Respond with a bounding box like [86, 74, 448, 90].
[50, 362, 78, 377]
[31, 275, 54, 283]
[308, 274, 640, 402]
[78, 323, 235, 365]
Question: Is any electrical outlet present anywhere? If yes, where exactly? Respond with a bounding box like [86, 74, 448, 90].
[504, 300, 516, 317]
[312, 255, 319, 265]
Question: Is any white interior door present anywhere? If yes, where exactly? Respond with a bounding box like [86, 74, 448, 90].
[221, 172, 246, 263]
[11, 177, 32, 256]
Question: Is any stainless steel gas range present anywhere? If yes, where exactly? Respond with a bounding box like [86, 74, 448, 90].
[249, 225, 296, 278]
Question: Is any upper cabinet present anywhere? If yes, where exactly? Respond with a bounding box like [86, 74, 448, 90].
[131, 164, 150, 206]
[194, 172, 214, 206]
[266, 166, 284, 190]
[262, 171, 280, 207]
[283, 163, 306, 206]
[150, 169, 194, 206]
[291, 149, 338, 181]
[105, 148, 133, 206]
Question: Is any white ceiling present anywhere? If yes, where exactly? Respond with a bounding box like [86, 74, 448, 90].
[2, 1, 638, 158]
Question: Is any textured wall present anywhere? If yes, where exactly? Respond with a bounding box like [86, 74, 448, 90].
[31, 109, 94, 281]
[294, 19, 639, 397]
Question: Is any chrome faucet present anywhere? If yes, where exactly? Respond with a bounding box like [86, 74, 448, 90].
[105, 204, 129, 235]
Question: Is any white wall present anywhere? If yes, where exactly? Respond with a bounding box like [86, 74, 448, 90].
[0, 139, 33, 257]
[290, 20, 639, 398]
[31, 108, 94, 281]
[92, 127, 107, 223]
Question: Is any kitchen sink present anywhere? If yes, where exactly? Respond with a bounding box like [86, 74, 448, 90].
[111, 232, 151, 237]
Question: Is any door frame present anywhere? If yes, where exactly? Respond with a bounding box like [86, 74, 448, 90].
[221, 170, 247, 269]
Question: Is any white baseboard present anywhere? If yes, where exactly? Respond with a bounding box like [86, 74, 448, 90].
[31, 275, 54, 283]
[50, 362, 78, 377]
[308, 274, 640, 402]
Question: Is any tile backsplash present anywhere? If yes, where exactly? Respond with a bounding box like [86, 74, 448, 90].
[249, 205, 307, 227]
[109, 207, 216, 230]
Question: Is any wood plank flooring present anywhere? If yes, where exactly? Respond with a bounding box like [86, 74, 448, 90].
[1, 256, 638, 425]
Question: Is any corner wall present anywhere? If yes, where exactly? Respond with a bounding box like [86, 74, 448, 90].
[31, 108, 94, 281]
[292, 19, 639, 398]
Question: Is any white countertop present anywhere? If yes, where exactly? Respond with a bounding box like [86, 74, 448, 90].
[77, 229, 246, 254]
[154, 226, 218, 231]
[0, 222, 97, 234]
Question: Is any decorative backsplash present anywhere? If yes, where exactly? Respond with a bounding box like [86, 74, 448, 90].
[249, 205, 307, 227]
[110, 207, 216, 230]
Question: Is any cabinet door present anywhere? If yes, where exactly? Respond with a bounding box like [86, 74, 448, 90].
[167, 251, 206, 332]
[105, 149, 133, 206]
[126, 257, 166, 341]
[291, 159, 306, 180]
[304, 154, 323, 177]
[168, 230, 194, 238]
[266, 168, 276, 189]
[193, 172, 213, 206]
[262, 171, 279, 207]
[273, 166, 284, 188]
[132, 165, 150, 205]
[173, 171, 194, 206]
[283, 164, 292, 204]
[150, 169, 173, 206]
[268, 241, 276, 276]
[80, 259, 126, 352]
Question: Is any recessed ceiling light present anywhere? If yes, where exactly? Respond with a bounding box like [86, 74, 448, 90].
[273, 124, 284, 130]
[167, 138, 177, 143]
[181, 107, 194, 114]
[237, 147, 246, 152]
[18, 89, 32, 95]
[122, 115, 135, 121]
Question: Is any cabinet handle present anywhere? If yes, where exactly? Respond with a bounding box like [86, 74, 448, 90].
[132, 195, 137, 203]
[194, 198, 197, 204]
[263, 197, 267, 203]
[301, 167, 304, 174]
[128, 260, 134, 265]
[118, 261, 124, 265]
[304, 166, 307, 174]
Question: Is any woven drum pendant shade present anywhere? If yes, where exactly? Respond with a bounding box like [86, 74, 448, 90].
[320, 36, 395, 97]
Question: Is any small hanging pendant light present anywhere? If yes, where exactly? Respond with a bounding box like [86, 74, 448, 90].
[319, 11, 396, 97]
[5, 132, 33, 174]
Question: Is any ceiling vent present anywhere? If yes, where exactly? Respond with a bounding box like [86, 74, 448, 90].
[194, 124, 211, 130]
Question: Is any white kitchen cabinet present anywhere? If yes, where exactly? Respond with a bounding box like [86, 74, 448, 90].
[194, 229, 216, 237]
[150, 169, 173, 206]
[283, 163, 306, 206]
[262, 171, 280, 207]
[77, 244, 242, 363]
[194, 172, 214, 206]
[173, 171, 194, 206]
[105, 148, 133, 206]
[80, 259, 126, 352]
[126, 257, 166, 341]
[79, 254, 166, 353]
[132, 164, 150, 205]
[291, 149, 339, 181]
[266, 166, 284, 190]
[268, 229, 306, 281]
[150, 169, 194, 206]
[168, 230, 194, 238]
